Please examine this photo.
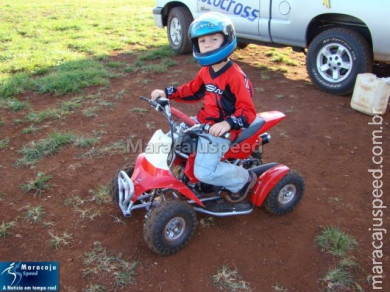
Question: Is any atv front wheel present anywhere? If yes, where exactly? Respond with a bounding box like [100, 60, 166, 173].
[144, 200, 196, 256]
[264, 171, 304, 215]
[109, 167, 134, 203]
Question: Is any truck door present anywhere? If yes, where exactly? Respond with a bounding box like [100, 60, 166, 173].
[197, 0, 260, 38]
[269, 0, 306, 46]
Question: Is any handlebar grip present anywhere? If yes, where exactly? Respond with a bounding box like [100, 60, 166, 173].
[140, 96, 161, 111]
[222, 132, 230, 140]
[203, 124, 230, 140]
[139, 96, 150, 102]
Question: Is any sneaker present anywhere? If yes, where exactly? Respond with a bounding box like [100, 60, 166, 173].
[224, 172, 257, 203]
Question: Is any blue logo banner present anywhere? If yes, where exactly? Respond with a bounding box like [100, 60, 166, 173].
[0, 262, 59, 291]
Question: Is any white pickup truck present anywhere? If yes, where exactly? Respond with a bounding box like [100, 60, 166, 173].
[153, 0, 390, 95]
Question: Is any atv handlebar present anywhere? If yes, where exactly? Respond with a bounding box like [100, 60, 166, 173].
[203, 124, 230, 140]
[140, 96, 230, 140]
[140, 96, 196, 126]
[183, 123, 230, 142]
[140, 96, 163, 111]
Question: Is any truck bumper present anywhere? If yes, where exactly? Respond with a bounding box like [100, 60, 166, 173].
[153, 7, 164, 28]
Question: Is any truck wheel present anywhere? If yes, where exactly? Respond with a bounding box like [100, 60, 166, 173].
[264, 171, 304, 215]
[306, 27, 372, 95]
[167, 7, 193, 54]
[109, 167, 133, 203]
[144, 200, 196, 256]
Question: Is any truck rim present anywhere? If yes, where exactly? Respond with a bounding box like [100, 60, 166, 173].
[169, 17, 182, 46]
[316, 42, 353, 83]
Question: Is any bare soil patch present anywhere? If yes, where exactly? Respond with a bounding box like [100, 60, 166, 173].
[1, 45, 389, 291]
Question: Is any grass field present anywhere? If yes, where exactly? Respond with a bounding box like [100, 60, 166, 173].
[0, 1, 372, 291]
[0, 0, 168, 98]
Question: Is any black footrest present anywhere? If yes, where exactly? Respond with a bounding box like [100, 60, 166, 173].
[204, 199, 253, 213]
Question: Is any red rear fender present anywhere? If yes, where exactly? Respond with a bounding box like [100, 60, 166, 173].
[257, 111, 286, 133]
[224, 111, 286, 159]
[249, 164, 289, 207]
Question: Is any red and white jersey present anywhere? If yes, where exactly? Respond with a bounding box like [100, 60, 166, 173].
[165, 61, 257, 139]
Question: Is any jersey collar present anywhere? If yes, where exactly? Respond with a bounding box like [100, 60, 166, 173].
[209, 60, 233, 79]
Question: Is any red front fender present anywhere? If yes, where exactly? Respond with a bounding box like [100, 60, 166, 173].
[131, 154, 204, 207]
[249, 164, 289, 207]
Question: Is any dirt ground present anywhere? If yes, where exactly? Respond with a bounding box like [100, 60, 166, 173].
[0, 45, 389, 291]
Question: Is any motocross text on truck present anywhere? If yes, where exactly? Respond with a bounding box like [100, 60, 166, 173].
[200, 0, 259, 21]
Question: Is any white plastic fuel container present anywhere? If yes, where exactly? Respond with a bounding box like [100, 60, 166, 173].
[350, 73, 390, 116]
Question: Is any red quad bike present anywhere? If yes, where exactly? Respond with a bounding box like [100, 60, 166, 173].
[110, 97, 305, 256]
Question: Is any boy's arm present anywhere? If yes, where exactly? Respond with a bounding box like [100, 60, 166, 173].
[225, 73, 256, 130]
[165, 69, 206, 103]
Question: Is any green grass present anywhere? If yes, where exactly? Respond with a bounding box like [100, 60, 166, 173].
[24, 108, 68, 123]
[88, 185, 111, 205]
[64, 196, 88, 222]
[21, 172, 52, 196]
[85, 284, 106, 292]
[64, 187, 110, 221]
[0, 137, 10, 149]
[17, 132, 75, 166]
[141, 58, 178, 73]
[64, 196, 85, 208]
[23, 205, 45, 224]
[0, 0, 167, 99]
[82, 105, 101, 118]
[48, 231, 73, 250]
[316, 226, 358, 257]
[73, 136, 99, 148]
[79, 139, 128, 158]
[60, 97, 84, 111]
[322, 266, 354, 291]
[0, 221, 16, 237]
[129, 107, 148, 114]
[16, 131, 101, 165]
[33, 59, 112, 96]
[75, 208, 101, 221]
[18, 95, 93, 124]
[265, 48, 298, 66]
[83, 241, 138, 289]
[211, 265, 251, 291]
[0, 98, 29, 111]
[22, 124, 41, 134]
[316, 226, 364, 292]
[272, 284, 289, 292]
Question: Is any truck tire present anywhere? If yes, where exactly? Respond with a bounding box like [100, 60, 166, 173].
[144, 200, 196, 256]
[264, 171, 305, 215]
[306, 27, 372, 95]
[167, 7, 193, 54]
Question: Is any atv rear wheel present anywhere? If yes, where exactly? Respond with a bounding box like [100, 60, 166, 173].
[109, 167, 134, 203]
[264, 171, 304, 215]
[144, 200, 196, 256]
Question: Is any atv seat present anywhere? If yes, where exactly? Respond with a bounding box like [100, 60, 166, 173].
[232, 116, 265, 145]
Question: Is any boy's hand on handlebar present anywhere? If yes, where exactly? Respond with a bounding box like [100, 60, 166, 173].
[209, 121, 231, 137]
[151, 89, 166, 101]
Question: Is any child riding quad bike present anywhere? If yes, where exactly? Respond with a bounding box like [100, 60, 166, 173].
[110, 12, 304, 256]
[110, 96, 305, 256]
